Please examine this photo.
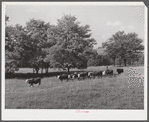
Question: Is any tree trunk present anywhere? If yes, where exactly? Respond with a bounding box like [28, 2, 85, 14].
[131, 61, 134, 66]
[113, 58, 116, 66]
[33, 68, 34, 73]
[124, 59, 127, 66]
[119, 59, 121, 66]
[35, 66, 39, 74]
[41, 67, 43, 74]
[106, 66, 108, 70]
[36, 69, 39, 74]
[137, 61, 139, 67]
[67, 67, 70, 75]
[45, 68, 48, 74]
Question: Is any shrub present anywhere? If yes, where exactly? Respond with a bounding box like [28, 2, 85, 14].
[5, 62, 19, 78]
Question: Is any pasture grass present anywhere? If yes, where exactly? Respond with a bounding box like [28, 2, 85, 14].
[5, 66, 144, 109]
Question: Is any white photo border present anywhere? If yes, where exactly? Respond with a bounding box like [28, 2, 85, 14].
[2, 2, 148, 120]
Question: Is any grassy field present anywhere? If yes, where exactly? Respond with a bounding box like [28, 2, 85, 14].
[5, 66, 144, 109]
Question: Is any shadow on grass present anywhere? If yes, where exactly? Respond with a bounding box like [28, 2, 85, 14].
[5, 71, 83, 79]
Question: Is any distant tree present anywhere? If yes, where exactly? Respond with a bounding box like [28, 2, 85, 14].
[5, 15, 9, 25]
[115, 57, 123, 66]
[138, 53, 144, 65]
[87, 50, 98, 66]
[103, 31, 144, 66]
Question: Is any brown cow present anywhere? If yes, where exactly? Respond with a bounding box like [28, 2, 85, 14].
[25, 77, 41, 87]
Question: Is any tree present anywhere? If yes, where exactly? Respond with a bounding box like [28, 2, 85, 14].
[103, 31, 144, 66]
[45, 14, 96, 74]
[5, 15, 9, 25]
[5, 17, 22, 76]
[138, 53, 144, 66]
[102, 41, 118, 66]
[5, 15, 97, 75]
[6, 24, 34, 66]
[25, 19, 51, 73]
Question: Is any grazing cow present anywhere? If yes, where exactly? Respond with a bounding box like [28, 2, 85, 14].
[78, 72, 88, 80]
[83, 72, 88, 78]
[103, 69, 113, 76]
[106, 69, 113, 75]
[68, 74, 76, 81]
[25, 77, 41, 87]
[97, 71, 103, 78]
[71, 73, 78, 80]
[117, 69, 124, 74]
[57, 74, 69, 82]
[89, 71, 103, 78]
[88, 72, 93, 79]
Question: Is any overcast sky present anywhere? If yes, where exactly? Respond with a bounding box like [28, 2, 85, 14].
[5, 3, 145, 48]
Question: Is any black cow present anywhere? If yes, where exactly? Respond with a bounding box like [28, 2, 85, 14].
[97, 71, 102, 77]
[25, 77, 41, 87]
[57, 74, 69, 82]
[97, 71, 103, 78]
[89, 71, 103, 78]
[107, 69, 113, 75]
[103, 69, 113, 75]
[117, 69, 124, 74]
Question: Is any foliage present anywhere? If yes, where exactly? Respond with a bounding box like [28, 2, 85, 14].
[45, 15, 96, 73]
[137, 53, 144, 66]
[5, 20, 22, 75]
[25, 19, 51, 73]
[5, 15, 144, 77]
[87, 53, 112, 67]
[5, 60, 19, 77]
[102, 31, 144, 66]
[5, 15, 96, 74]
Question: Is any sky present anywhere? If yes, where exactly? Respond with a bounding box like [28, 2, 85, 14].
[5, 3, 145, 49]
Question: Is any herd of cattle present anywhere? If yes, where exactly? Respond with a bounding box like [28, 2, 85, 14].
[57, 69, 124, 82]
[25, 68, 124, 87]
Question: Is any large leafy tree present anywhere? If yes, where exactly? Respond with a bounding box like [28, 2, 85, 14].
[5, 23, 34, 77]
[5, 15, 14, 76]
[5, 17, 23, 76]
[103, 31, 144, 66]
[45, 14, 96, 74]
[25, 19, 51, 73]
[5, 15, 97, 75]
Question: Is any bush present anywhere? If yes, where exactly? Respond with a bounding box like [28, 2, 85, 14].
[5, 62, 19, 78]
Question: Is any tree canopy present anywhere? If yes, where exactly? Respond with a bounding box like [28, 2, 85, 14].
[5, 14, 97, 75]
[45, 15, 96, 73]
[5, 15, 144, 77]
[102, 31, 144, 66]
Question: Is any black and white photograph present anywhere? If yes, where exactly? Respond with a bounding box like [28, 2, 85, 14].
[2, 1, 147, 120]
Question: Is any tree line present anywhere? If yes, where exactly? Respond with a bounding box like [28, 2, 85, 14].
[88, 31, 144, 67]
[5, 14, 144, 76]
[5, 14, 96, 75]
